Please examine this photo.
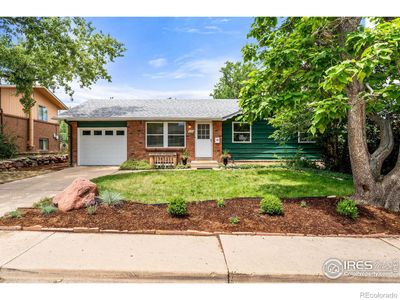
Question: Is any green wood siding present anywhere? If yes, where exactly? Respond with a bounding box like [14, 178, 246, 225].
[222, 120, 320, 160]
[77, 121, 127, 128]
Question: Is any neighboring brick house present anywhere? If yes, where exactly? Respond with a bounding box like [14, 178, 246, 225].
[56, 99, 319, 167]
[0, 85, 68, 153]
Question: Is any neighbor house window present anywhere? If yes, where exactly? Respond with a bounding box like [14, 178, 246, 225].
[39, 138, 48, 151]
[38, 105, 48, 122]
[298, 132, 316, 144]
[232, 122, 251, 143]
[146, 122, 185, 148]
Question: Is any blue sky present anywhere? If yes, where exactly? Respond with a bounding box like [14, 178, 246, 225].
[57, 17, 254, 106]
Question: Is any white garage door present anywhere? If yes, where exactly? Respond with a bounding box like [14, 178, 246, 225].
[78, 128, 127, 166]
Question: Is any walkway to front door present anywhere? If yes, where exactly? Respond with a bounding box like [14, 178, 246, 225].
[195, 122, 212, 158]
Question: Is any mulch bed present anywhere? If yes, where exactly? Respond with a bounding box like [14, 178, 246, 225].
[1, 197, 400, 235]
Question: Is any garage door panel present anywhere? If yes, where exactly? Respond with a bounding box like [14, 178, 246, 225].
[78, 128, 127, 166]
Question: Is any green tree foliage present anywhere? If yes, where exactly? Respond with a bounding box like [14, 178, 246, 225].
[240, 17, 400, 211]
[211, 61, 254, 99]
[59, 121, 68, 150]
[0, 17, 125, 113]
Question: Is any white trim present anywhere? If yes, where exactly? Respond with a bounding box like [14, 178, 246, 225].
[145, 121, 186, 149]
[297, 132, 317, 144]
[232, 121, 252, 143]
[77, 127, 127, 166]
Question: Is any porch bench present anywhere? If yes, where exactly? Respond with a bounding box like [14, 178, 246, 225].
[148, 152, 178, 168]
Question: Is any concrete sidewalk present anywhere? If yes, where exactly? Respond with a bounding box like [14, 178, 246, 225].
[0, 166, 118, 217]
[0, 231, 399, 283]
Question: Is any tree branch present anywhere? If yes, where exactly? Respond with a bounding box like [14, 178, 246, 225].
[369, 114, 394, 180]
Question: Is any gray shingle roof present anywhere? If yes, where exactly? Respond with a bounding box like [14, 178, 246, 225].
[56, 99, 241, 121]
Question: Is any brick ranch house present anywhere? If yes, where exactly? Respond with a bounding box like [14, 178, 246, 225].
[0, 85, 68, 153]
[56, 99, 319, 167]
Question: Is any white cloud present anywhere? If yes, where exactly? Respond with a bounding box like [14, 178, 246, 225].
[145, 57, 231, 80]
[170, 25, 239, 35]
[55, 83, 212, 108]
[148, 58, 168, 68]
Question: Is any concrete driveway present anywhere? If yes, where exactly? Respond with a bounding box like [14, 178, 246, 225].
[0, 166, 118, 216]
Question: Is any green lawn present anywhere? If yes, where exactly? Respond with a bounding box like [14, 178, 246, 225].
[92, 167, 354, 204]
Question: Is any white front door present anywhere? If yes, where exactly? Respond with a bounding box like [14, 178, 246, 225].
[195, 122, 213, 158]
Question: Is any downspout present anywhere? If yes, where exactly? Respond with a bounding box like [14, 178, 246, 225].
[65, 120, 73, 167]
[27, 92, 35, 151]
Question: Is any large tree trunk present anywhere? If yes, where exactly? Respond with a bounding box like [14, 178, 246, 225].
[338, 17, 400, 211]
[347, 80, 400, 211]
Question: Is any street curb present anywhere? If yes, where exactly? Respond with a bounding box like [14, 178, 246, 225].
[0, 268, 228, 283]
[0, 225, 398, 238]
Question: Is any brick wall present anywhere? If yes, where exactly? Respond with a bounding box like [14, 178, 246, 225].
[213, 121, 222, 162]
[34, 120, 60, 152]
[126, 120, 196, 164]
[71, 120, 220, 166]
[69, 121, 78, 166]
[127, 120, 147, 160]
[186, 121, 195, 162]
[2, 114, 28, 151]
[2, 114, 60, 152]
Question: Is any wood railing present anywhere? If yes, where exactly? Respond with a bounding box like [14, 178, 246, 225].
[148, 152, 177, 168]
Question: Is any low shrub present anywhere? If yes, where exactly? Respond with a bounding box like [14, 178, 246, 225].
[167, 196, 187, 217]
[216, 198, 225, 207]
[175, 163, 191, 169]
[33, 197, 53, 208]
[0, 131, 18, 159]
[229, 216, 240, 224]
[41, 205, 57, 216]
[9, 209, 22, 218]
[260, 194, 284, 215]
[100, 190, 124, 206]
[285, 149, 319, 169]
[119, 159, 152, 170]
[87, 205, 97, 215]
[336, 198, 358, 220]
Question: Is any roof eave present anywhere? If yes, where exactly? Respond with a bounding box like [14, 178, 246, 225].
[53, 116, 229, 121]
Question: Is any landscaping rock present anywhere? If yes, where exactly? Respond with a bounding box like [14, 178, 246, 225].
[52, 178, 98, 212]
[0, 154, 68, 171]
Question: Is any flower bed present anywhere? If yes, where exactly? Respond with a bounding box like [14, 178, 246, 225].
[1, 197, 400, 236]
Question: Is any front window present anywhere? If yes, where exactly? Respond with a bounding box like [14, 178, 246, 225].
[38, 105, 48, 122]
[232, 122, 251, 143]
[39, 138, 48, 151]
[147, 123, 164, 147]
[146, 122, 185, 148]
[167, 122, 185, 147]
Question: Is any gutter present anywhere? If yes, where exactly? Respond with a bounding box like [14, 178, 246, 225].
[53, 116, 240, 122]
[64, 120, 73, 167]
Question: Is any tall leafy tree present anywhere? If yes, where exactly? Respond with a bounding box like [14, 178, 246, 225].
[0, 17, 125, 113]
[211, 61, 254, 99]
[240, 17, 400, 211]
